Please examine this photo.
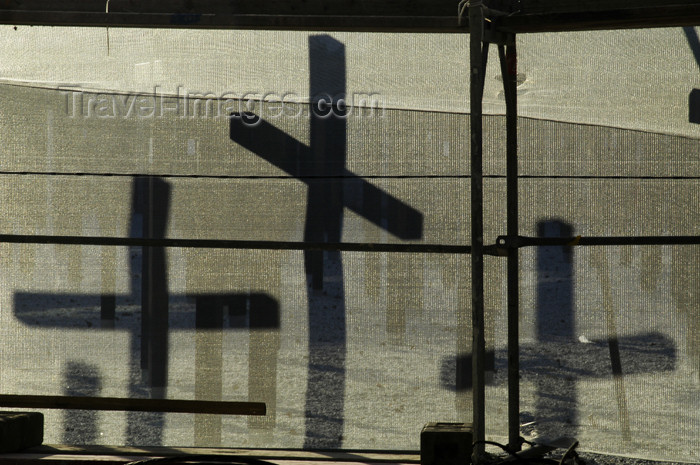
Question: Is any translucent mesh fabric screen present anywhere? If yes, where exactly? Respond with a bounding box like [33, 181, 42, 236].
[0, 26, 698, 461]
[1, 27, 699, 136]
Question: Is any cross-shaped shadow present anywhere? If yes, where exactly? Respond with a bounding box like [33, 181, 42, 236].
[441, 219, 676, 442]
[229, 34, 424, 448]
[15, 176, 280, 446]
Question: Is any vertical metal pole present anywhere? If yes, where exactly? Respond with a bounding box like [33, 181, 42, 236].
[469, 3, 487, 461]
[499, 36, 520, 452]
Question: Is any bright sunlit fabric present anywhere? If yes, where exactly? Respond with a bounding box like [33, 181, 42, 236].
[0, 25, 697, 462]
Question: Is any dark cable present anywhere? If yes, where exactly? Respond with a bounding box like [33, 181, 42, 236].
[472, 439, 524, 462]
[472, 438, 578, 465]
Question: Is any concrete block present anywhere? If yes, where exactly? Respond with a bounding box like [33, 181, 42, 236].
[0, 412, 43, 453]
[420, 422, 473, 465]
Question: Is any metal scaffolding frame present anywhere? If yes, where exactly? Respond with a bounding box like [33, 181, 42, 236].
[467, 2, 700, 459]
[0, 0, 700, 459]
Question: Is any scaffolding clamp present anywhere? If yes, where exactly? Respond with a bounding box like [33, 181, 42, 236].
[460, 2, 515, 44]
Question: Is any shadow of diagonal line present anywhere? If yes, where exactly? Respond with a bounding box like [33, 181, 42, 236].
[683, 26, 700, 67]
[230, 112, 423, 241]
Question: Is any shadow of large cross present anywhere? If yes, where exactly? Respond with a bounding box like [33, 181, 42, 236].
[229, 34, 424, 448]
[14, 176, 281, 447]
[441, 220, 676, 443]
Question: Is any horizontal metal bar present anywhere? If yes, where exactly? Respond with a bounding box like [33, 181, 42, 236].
[498, 5, 700, 33]
[7, 234, 694, 255]
[0, 394, 265, 415]
[0, 0, 457, 16]
[0, 11, 464, 32]
[6, 0, 700, 16]
[519, 0, 700, 14]
[2, 2, 700, 32]
[496, 235, 700, 249]
[0, 233, 471, 254]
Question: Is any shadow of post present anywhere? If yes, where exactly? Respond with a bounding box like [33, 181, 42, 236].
[303, 34, 348, 449]
[133, 176, 170, 396]
[126, 176, 170, 444]
[62, 361, 102, 445]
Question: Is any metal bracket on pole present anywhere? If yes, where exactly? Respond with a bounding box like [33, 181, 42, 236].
[459, 0, 512, 44]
